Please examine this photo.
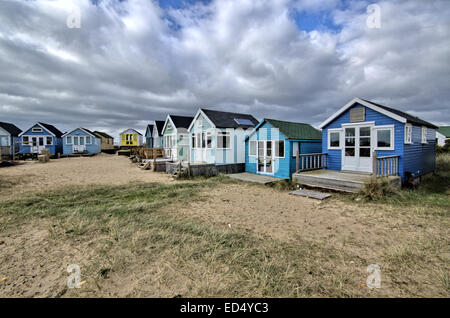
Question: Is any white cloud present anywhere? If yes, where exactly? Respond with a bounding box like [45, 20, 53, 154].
[0, 0, 449, 142]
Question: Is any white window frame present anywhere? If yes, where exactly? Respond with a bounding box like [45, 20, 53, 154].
[249, 140, 257, 157]
[292, 141, 299, 158]
[32, 127, 43, 133]
[45, 136, 53, 146]
[404, 124, 412, 144]
[274, 140, 285, 158]
[421, 126, 427, 144]
[374, 125, 394, 151]
[217, 131, 231, 150]
[86, 136, 92, 145]
[66, 136, 72, 145]
[328, 128, 342, 150]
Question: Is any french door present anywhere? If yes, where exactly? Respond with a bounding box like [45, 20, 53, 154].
[73, 136, 86, 152]
[257, 141, 273, 174]
[342, 125, 372, 173]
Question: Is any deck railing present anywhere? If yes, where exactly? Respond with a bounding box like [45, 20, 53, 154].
[373, 152, 400, 177]
[296, 152, 327, 172]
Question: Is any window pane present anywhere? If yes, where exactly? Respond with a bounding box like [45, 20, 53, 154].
[39, 138, 44, 146]
[192, 134, 195, 148]
[80, 137, 85, 145]
[345, 128, 355, 137]
[345, 137, 355, 147]
[86, 136, 91, 144]
[202, 132, 206, 148]
[360, 127, 371, 137]
[292, 141, 299, 157]
[330, 132, 340, 147]
[266, 141, 272, 156]
[47, 137, 52, 145]
[250, 141, 256, 156]
[345, 148, 355, 156]
[377, 130, 391, 147]
[225, 136, 230, 148]
[360, 137, 370, 147]
[258, 141, 264, 157]
[207, 134, 212, 149]
[360, 148, 371, 157]
[275, 140, 284, 157]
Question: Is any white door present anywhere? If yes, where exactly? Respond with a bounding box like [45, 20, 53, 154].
[342, 126, 372, 173]
[257, 140, 274, 174]
[31, 137, 45, 154]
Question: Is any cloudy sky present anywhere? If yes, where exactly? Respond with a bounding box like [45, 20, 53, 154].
[0, 0, 449, 140]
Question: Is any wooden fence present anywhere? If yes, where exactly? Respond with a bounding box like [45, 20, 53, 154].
[296, 152, 327, 172]
[131, 147, 165, 160]
[373, 152, 400, 177]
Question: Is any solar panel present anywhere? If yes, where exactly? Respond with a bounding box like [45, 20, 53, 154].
[234, 118, 254, 126]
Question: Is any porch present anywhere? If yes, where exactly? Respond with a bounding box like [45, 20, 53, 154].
[292, 152, 401, 193]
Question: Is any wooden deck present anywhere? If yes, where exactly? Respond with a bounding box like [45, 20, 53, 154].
[228, 173, 284, 185]
[292, 169, 401, 193]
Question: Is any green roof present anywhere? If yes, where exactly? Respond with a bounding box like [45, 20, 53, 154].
[265, 118, 321, 140]
[438, 126, 450, 138]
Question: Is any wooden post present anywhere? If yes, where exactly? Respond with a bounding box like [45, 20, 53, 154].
[372, 151, 377, 178]
[296, 149, 300, 171]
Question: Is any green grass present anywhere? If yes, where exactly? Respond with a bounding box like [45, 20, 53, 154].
[353, 153, 450, 211]
[0, 178, 365, 297]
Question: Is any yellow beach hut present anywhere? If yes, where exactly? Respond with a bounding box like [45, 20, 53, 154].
[120, 128, 143, 148]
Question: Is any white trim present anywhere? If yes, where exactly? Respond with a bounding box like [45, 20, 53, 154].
[19, 122, 56, 137]
[66, 136, 73, 145]
[187, 109, 216, 132]
[404, 123, 413, 144]
[162, 115, 177, 136]
[32, 127, 43, 133]
[319, 98, 407, 129]
[373, 125, 395, 151]
[327, 128, 342, 150]
[119, 128, 142, 136]
[62, 127, 97, 139]
[341, 121, 375, 127]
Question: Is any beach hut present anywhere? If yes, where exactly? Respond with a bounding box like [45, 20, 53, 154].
[0, 122, 22, 159]
[436, 126, 450, 146]
[161, 115, 194, 161]
[93, 131, 115, 151]
[188, 109, 259, 166]
[245, 119, 322, 179]
[119, 128, 143, 148]
[315, 98, 437, 183]
[152, 121, 165, 148]
[144, 124, 154, 148]
[62, 128, 101, 155]
[19, 122, 63, 156]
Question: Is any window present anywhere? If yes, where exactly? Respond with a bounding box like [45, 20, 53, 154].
[328, 129, 341, 149]
[292, 142, 299, 157]
[196, 133, 201, 148]
[192, 134, 196, 149]
[206, 133, 212, 149]
[274, 140, 285, 158]
[32, 127, 43, 133]
[23, 136, 29, 145]
[201, 132, 206, 148]
[249, 140, 257, 156]
[404, 124, 412, 144]
[421, 126, 427, 143]
[217, 132, 231, 149]
[234, 118, 254, 126]
[374, 126, 394, 150]
[86, 136, 91, 144]
[345, 127, 355, 157]
[66, 136, 72, 145]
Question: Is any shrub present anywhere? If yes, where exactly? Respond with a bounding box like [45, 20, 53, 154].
[359, 178, 397, 201]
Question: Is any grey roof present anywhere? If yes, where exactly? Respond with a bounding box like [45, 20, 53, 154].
[170, 115, 194, 129]
[154, 120, 165, 136]
[362, 99, 437, 129]
[38, 122, 63, 137]
[201, 109, 259, 128]
[0, 122, 22, 137]
[93, 131, 114, 139]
